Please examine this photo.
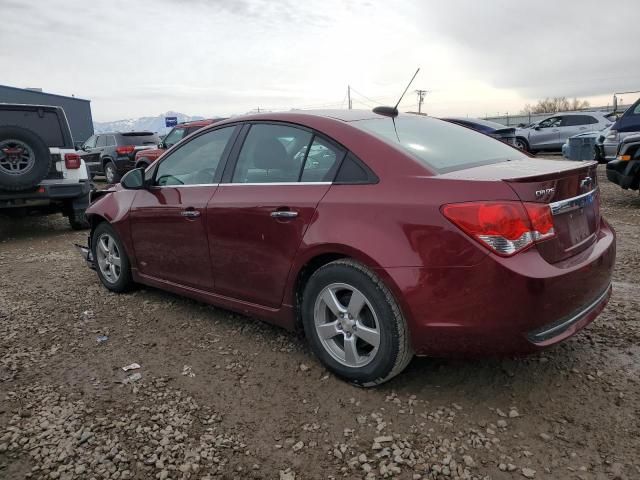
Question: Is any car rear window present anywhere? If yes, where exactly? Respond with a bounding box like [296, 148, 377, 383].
[352, 115, 526, 173]
[119, 132, 160, 146]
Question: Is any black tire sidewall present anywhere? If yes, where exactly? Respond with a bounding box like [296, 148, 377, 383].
[91, 222, 132, 292]
[0, 126, 51, 191]
[105, 161, 119, 183]
[302, 262, 403, 386]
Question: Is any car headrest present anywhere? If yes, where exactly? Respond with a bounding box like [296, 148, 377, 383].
[253, 138, 289, 170]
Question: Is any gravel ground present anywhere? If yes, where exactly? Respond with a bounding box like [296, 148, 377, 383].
[1, 163, 639, 480]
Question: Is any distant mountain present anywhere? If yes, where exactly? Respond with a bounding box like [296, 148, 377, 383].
[93, 111, 205, 134]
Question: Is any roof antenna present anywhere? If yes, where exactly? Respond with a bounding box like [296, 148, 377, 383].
[373, 67, 420, 118]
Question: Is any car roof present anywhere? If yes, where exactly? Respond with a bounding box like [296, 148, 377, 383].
[97, 131, 158, 135]
[217, 109, 383, 125]
[178, 118, 226, 128]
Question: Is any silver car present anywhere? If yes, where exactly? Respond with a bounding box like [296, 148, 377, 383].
[515, 112, 614, 152]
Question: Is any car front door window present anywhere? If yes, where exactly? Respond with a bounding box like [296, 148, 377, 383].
[538, 117, 561, 128]
[163, 128, 187, 148]
[155, 127, 235, 186]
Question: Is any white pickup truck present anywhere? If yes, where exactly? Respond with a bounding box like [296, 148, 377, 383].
[0, 103, 92, 229]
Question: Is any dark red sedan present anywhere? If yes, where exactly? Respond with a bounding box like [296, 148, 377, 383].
[83, 110, 615, 386]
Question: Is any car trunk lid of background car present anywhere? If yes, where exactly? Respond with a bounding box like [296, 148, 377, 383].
[441, 159, 600, 263]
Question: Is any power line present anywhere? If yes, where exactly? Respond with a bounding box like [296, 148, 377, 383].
[415, 90, 428, 114]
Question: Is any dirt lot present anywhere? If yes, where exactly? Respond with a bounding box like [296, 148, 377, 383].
[1, 163, 639, 480]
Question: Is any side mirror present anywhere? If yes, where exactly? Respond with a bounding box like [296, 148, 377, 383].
[158, 141, 166, 149]
[517, 123, 526, 128]
[120, 168, 145, 189]
[534, 126, 542, 130]
[75, 141, 84, 151]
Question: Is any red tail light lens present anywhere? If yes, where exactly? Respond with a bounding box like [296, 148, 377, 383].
[116, 145, 135, 155]
[64, 152, 81, 169]
[442, 201, 555, 256]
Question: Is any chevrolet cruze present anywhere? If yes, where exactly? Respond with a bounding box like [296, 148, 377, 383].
[82, 110, 616, 386]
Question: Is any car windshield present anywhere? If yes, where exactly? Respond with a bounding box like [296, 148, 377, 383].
[352, 115, 526, 173]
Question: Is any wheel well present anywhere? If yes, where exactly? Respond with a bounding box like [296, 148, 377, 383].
[293, 253, 348, 326]
[102, 157, 114, 167]
[88, 213, 108, 231]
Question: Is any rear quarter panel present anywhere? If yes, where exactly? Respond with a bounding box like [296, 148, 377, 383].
[284, 174, 520, 307]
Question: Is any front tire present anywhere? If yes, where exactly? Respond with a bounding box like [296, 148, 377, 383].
[301, 259, 412, 386]
[91, 222, 133, 292]
[104, 161, 120, 184]
[514, 137, 529, 152]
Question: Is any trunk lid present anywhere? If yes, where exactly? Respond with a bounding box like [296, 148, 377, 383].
[441, 159, 601, 263]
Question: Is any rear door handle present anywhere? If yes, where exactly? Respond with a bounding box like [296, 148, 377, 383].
[181, 209, 201, 218]
[270, 210, 298, 219]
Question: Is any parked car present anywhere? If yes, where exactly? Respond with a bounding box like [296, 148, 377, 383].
[80, 110, 615, 386]
[562, 126, 611, 162]
[440, 117, 516, 145]
[603, 98, 640, 162]
[606, 133, 640, 190]
[134, 119, 225, 169]
[80, 131, 160, 183]
[0, 103, 91, 229]
[515, 112, 614, 152]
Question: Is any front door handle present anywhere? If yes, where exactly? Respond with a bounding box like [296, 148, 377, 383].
[181, 209, 201, 218]
[270, 210, 298, 219]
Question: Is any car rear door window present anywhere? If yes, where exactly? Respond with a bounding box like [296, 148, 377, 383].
[300, 136, 344, 182]
[96, 136, 107, 147]
[232, 124, 313, 183]
[106, 135, 116, 146]
[563, 115, 599, 126]
[155, 127, 235, 186]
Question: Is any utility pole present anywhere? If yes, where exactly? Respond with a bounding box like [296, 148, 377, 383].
[348, 85, 352, 110]
[415, 89, 428, 114]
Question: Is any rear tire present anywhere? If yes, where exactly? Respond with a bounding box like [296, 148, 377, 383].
[104, 161, 120, 184]
[301, 259, 413, 387]
[91, 222, 133, 292]
[68, 209, 90, 230]
[0, 126, 51, 191]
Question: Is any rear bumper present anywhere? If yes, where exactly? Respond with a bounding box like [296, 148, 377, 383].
[0, 179, 91, 208]
[114, 156, 136, 174]
[606, 159, 640, 190]
[383, 219, 616, 357]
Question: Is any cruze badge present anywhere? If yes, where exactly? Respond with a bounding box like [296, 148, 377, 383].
[535, 187, 555, 198]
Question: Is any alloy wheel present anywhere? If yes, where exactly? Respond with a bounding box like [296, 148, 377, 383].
[313, 282, 381, 368]
[0, 139, 36, 175]
[105, 163, 115, 183]
[96, 233, 121, 284]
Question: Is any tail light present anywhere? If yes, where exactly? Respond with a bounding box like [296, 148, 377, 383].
[442, 201, 555, 257]
[116, 145, 135, 155]
[64, 152, 81, 169]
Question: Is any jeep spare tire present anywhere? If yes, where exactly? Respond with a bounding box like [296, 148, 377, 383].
[0, 126, 51, 191]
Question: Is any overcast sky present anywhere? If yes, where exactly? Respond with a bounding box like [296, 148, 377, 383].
[1, 0, 638, 121]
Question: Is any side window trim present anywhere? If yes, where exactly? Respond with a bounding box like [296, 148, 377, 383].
[151, 124, 241, 187]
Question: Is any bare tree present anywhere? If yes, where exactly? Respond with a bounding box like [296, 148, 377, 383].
[521, 97, 590, 114]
